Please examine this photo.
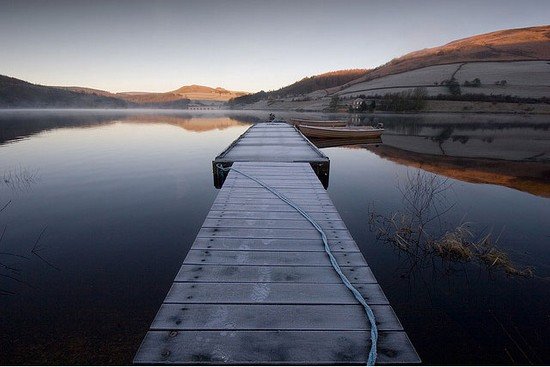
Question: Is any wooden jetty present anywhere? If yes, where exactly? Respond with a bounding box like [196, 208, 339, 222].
[134, 122, 419, 365]
[213, 122, 330, 189]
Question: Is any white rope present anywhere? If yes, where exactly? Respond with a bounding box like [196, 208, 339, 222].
[217, 163, 378, 365]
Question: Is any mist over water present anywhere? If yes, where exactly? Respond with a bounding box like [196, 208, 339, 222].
[0, 110, 548, 364]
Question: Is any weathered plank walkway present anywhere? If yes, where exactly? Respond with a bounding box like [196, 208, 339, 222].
[134, 123, 419, 364]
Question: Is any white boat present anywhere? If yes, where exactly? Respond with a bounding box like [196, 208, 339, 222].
[299, 125, 384, 139]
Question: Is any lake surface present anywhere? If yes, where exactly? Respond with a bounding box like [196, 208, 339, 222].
[0, 110, 548, 364]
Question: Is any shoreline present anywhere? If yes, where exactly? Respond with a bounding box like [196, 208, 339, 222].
[2, 104, 550, 115]
[231, 99, 550, 115]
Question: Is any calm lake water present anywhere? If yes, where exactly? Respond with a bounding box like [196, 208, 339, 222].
[0, 110, 549, 364]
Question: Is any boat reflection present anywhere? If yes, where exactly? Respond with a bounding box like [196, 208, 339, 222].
[310, 131, 550, 198]
[309, 137, 382, 148]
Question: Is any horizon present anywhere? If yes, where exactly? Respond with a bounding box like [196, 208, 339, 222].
[1, 0, 549, 93]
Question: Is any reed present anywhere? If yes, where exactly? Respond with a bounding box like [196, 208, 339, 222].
[369, 169, 534, 277]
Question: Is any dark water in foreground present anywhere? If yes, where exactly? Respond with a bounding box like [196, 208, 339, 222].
[0, 110, 548, 364]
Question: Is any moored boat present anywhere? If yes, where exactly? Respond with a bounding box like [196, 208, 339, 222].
[290, 118, 347, 127]
[299, 125, 384, 139]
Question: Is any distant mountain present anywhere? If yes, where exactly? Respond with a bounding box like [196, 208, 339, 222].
[117, 85, 247, 103]
[338, 25, 550, 90]
[0, 76, 248, 108]
[0, 75, 131, 108]
[229, 69, 368, 106]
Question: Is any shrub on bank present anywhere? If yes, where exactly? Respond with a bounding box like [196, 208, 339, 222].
[377, 87, 428, 112]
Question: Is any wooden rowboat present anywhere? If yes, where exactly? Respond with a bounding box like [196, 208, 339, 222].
[299, 125, 384, 139]
[290, 118, 347, 127]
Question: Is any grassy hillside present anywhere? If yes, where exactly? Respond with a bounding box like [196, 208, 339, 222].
[229, 25, 550, 111]
[338, 25, 550, 90]
[0, 75, 131, 108]
[337, 60, 550, 99]
[272, 69, 369, 97]
[229, 69, 368, 106]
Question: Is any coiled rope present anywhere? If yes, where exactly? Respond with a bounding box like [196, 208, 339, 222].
[217, 163, 378, 365]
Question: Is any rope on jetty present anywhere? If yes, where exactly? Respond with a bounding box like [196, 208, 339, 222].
[217, 163, 378, 365]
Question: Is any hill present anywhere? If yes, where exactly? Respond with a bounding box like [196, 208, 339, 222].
[0, 75, 131, 108]
[57, 86, 120, 98]
[117, 85, 247, 103]
[271, 69, 369, 97]
[0, 76, 248, 108]
[229, 69, 368, 106]
[337, 60, 550, 100]
[230, 25, 550, 111]
[337, 25, 550, 91]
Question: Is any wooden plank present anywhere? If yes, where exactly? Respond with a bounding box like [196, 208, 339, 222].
[197, 227, 353, 240]
[224, 169, 313, 176]
[212, 194, 331, 202]
[226, 164, 311, 170]
[134, 330, 420, 364]
[222, 185, 323, 192]
[223, 178, 318, 184]
[175, 264, 374, 283]
[164, 282, 389, 305]
[222, 181, 323, 188]
[215, 195, 331, 203]
[191, 238, 360, 253]
[221, 184, 325, 191]
[223, 173, 314, 179]
[224, 177, 319, 184]
[210, 204, 339, 213]
[206, 210, 343, 221]
[225, 175, 312, 180]
[224, 176, 322, 183]
[237, 140, 307, 145]
[222, 181, 318, 187]
[237, 164, 310, 168]
[221, 147, 324, 161]
[226, 164, 312, 170]
[226, 169, 312, 175]
[202, 218, 347, 230]
[150, 304, 401, 331]
[182, 250, 367, 266]
[233, 162, 312, 167]
[213, 197, 333, 206]
[215, 194, 330, 201]
[224, 176, 321, 183]
[222, 185, 328, 191]
[243, 133, 304, 138]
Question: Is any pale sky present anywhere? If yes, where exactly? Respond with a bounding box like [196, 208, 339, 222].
[0, 0, 548, 93]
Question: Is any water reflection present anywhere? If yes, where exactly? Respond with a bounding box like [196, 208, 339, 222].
[0, 110, 548, 364]
[306, 114, 550, 197]
[367, 145, 550, 197]
[0, 110, 262, 146]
